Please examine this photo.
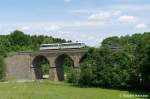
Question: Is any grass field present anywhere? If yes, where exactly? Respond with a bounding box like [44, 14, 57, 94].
[0, 80, 148, 99]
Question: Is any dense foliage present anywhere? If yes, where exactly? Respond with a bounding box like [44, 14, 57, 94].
[75, 33, 150, 89]
[0, 30, 67, 52]
[0, 56, 5, 80]
[78, 48, 134, 88]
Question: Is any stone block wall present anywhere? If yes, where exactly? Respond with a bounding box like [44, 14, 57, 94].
[5, 54, 31, 80]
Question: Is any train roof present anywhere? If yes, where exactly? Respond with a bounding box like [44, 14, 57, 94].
[40, 42, 85, 46]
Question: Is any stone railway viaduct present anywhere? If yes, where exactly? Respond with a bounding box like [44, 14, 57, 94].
[5, 49, 87, 81]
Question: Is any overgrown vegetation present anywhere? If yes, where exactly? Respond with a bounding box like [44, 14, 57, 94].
[70, 33, 150, 90]
[0, 43, 6, 80]
[0, 30, 68, 52]
[0, 56, 5, 80]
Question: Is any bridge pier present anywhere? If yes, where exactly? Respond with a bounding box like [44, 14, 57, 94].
[48, 57, 58, 81]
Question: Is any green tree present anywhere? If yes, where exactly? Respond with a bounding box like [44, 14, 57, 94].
[9, 30, 32, 51]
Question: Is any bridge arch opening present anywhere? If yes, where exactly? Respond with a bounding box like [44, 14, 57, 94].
[55, 54, 74, 81]
[32, 55, 50, 79]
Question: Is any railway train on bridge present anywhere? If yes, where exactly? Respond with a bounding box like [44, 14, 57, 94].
[40, 43, 86, 50]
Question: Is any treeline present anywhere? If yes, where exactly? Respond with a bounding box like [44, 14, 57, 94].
[69, 32, 150, 90]
[0, 30, 69, 55]
[0, 30, 69, 79]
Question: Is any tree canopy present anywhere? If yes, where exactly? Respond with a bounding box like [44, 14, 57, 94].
[76, 32, 150, 89]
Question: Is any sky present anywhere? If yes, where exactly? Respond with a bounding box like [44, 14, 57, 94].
[0, 0, 150, 47]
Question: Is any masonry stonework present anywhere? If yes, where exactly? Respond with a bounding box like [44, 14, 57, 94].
[5, 49, 87, 81]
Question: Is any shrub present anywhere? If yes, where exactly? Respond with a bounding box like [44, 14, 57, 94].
[66, 68, 79, 84]
[0, 56, 5, 80]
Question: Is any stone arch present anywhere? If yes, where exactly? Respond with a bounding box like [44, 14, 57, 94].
[32, 55, 50, 79]
[55, 54, 74, 81]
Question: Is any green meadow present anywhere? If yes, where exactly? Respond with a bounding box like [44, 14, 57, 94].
[0, 80, 148, 99]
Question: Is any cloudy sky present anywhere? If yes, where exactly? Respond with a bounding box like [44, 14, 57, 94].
[0, 0, 150, 46]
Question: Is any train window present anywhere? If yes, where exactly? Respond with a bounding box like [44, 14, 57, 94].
[53, 45, 56, 47]
[62, 44, 67, 46]
[43, 45, 48, 47]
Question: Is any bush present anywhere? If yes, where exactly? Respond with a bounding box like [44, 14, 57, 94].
[0, 56, 5, 80]
[74, 48, 134, 88]
[42, 63, 49, 75]
[78, 65, 93, 86]
[66, 68, 79, 84]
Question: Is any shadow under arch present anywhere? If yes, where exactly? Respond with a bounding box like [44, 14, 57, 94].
[79, 53, 88, 64]
[55, 54, 74, 81]
[32, 55, 50, 79]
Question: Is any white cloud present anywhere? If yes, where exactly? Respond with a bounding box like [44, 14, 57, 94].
[45, 25, 62, 31]
[19, 26, 30, 31]
[136, 23, 146, 28]
[64, 0, 72, 3]
[87, 10, 121, 24]
[118, 15, 137, 23]
[88, 12, 111, 21]
[113, 10, 121, 16]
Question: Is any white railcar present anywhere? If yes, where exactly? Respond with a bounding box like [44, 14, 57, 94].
[40, 43, 86, 50]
